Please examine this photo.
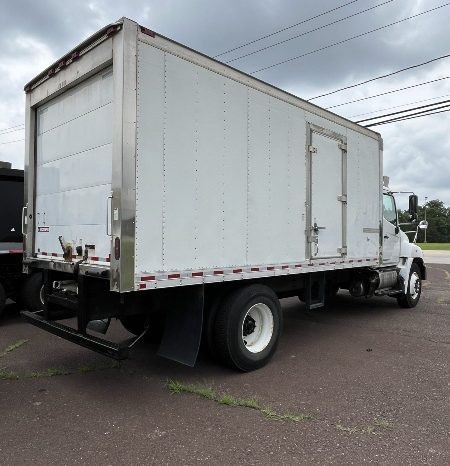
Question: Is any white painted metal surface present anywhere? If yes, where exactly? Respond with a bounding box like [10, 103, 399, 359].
[134, 38, 382, 288]
[310, 131, 343, 259]
[382, 193, 401, 265]
[135, 42, 308, 277]
[34, 68, 113, 263]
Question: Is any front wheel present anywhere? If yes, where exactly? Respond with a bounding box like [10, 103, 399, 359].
[397, 263, 422, 308]
[213, 284, 282, 372]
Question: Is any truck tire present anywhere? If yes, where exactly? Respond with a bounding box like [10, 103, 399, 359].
[0, 282, 6, 318]
[397, 263, 421, 308]
[22, 273, 44, 311]
[213, 284, 282, 372]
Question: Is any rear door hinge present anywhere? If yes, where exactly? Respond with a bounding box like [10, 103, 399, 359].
[337, 246, 347, 255]
[308, 145, 317, 154]
[338, 142, 347, 152]
[338, 195, 347, 203]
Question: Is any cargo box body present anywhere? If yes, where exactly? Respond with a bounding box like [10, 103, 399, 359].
[24, 18, 383, 294]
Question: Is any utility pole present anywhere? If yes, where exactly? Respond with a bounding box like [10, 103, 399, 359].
[424, 196, 428, 243]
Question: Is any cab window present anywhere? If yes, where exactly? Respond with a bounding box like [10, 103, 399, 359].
[383, 194, 397, 224]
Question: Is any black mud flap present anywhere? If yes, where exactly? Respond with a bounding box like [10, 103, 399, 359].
[157, 285, 204, 367]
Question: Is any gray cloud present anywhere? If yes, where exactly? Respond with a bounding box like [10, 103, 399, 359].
[0, 0, 449, 205]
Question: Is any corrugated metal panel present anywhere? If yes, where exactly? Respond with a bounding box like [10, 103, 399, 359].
[135, 40, 380, 280]
[34, 68, 113, 262]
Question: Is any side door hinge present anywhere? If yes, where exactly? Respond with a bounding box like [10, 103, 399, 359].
[337, 246, 347, 255]
[308, 145, 317, 154]
[338, 142, 347, 152]
[338, 195, 347, 203]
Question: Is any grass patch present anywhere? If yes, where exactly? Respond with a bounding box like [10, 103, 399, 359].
[0, 360, 121, 381]
[218, 393, 261, 410]
[373, 418, 394, 429]
[0, 339, 29, 358]
[0, 368, 19, 380]
[336, 418, 394, 435]
[28, 368, 72, 378]
[167, 379, 216, 400]
[166, 379, 311, 423]
[77, 361, 121, 373]
[28, 362, 121, 378]
[261, 406, 311, 422]
[417, 243, 450, 250]
[336, 424, 359, 434]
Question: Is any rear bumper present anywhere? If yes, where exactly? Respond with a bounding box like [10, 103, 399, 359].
[21, 310, 130, 359]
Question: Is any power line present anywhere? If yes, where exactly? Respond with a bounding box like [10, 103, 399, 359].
[348, 94, 450, 118]
[251, 2, 450, 74]
[364, 107, 450, 127]
[0, 138, 25, 145]
[0, 123, 24, 134]
[0, 126, 25, 136]
[357, 100, 450, 123]
[214, 0, 362, 58]
[225, 0, 395, 64]
[326, 76, 450, 109]
[308, 53, 450, 101]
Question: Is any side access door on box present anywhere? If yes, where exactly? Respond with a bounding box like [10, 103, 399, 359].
[306, 124, 347, 261]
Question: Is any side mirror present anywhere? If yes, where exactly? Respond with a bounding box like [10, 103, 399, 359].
[408, 194, 418, 221]
[418, 220, 428, 230]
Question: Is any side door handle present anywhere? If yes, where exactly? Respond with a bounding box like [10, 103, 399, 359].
[384, 235, 389, 239]
[313, 222, 326, 234]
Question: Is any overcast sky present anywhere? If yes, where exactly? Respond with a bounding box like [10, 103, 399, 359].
[1, 0, 449, 207]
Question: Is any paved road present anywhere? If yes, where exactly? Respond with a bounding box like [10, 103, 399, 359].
[0, 264, 449, 465]
[423, 250, 450, 264]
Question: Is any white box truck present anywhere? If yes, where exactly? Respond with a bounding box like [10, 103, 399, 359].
[21, 18, 426, 371]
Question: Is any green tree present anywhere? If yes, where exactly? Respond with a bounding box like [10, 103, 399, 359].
[398, 199, 450, 242]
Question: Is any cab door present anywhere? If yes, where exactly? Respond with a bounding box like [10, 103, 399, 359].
[382, 193, 401, 265]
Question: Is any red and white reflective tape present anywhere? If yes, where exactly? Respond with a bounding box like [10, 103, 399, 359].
[0, 249, 23, 255]
[137, 257, 379, 290]
[37, 252, 111, 262]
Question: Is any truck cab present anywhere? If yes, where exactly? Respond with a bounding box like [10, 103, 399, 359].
[381, 187, 426, 307]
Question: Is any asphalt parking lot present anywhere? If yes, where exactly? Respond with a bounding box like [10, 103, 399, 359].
[1, 263, 449, 466]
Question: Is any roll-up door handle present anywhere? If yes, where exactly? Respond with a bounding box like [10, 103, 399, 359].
[106, 196, 113, 236]
[22, 206, 27, 235]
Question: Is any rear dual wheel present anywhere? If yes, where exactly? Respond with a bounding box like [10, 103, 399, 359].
[213, 284, 282, 372]
[21, 273, 44, 311]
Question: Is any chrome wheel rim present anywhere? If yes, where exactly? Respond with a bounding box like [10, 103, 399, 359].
[409, 272, 421, 300]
